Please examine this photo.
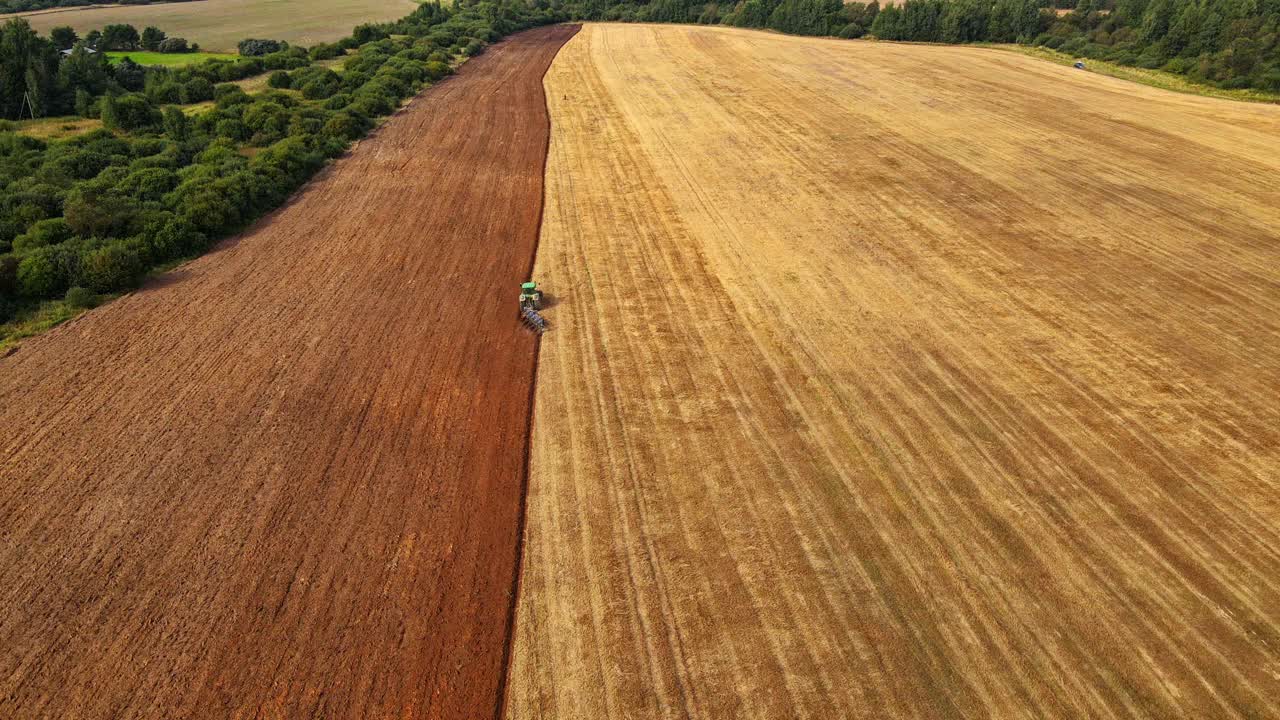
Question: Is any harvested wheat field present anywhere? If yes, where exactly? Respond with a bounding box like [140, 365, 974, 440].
[5, 0, 415, 51]
[0, 25, 576, 719]
[506, 24, 1280, 720]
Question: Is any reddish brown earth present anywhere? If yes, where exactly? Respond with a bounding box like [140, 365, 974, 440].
[0, 24, 577, 719]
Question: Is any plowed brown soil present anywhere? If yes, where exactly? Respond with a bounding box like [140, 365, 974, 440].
[0, 24, 576, 719]
[506, 24, 1280, 720]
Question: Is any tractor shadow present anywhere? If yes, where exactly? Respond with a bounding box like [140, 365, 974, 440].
[537, 291, 560, 310]
[141, 269, 191, 292]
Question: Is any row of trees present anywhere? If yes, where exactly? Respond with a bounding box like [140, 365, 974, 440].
[868, 0, 1048, 42]
[563, 0, 1032, 36]
[46, 23, 195, 52]
[0, 20, 204, 121]
[561, 0, 1279, 90]
[0, 0, 562, 322]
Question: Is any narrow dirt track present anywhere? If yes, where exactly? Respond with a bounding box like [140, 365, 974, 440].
[0, 24, 576, 719]
[507, 24, 1280, 720]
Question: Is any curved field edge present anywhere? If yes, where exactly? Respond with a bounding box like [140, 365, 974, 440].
[507, 23, 1280, 720]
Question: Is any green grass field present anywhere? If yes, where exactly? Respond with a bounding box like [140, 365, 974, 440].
[106, 51, 237, 66]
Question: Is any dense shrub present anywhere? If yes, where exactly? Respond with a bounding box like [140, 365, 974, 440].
[49, 25, 77, 50]
[287, 107, 328, 137]
[148, 80, 182, 104]
[324, 93, 354, 110]
[301, 79, 337, 100]
[157, 37, 190, 53]
[213, 84, 252, 108]
[368, 73, 408, 98]
[352, 24, 390, 44]
[17, 245, 71, 297]
[322, 111, 369, 141]
[101, 23, 140, 51]
[261, 48, 309, 71]
[349, 92, 394, 118]
[114, 57, 146, 91]
[242, 101, 291, 144]
[101, 94, 160, 132]
[12, 218, 72, 252]
[309, 43, 343, 61]
[215, 118, 249, 142]
[238, 38, 285, 56]
[268, 70, 292, 89]
[36, 152, 97, 184]
[423, 61, 452, 82]
[162, 107, 190, 142]
[218, 59, 266, 82]
[0, 253, 19, 295]
[141, 26, 165, 51]
[63, 190, 135, 238]
[340, 70, 372, 91]
[64, 285, 96, 308]
[118, 167, 178, 202]
[152, 217, 206, 258]
[181, 77, 215, 104]
[78, 241, 145, 293]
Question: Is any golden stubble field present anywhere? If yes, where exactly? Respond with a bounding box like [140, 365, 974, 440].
[4, 0, 414, 51]
[506, 23, 1280, 720]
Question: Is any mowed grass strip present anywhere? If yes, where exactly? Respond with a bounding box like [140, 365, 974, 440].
[106, 50, 237, 66]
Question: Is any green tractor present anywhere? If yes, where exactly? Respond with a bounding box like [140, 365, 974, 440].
[519, 281, 543, 311]
[519, 281, 548, 333]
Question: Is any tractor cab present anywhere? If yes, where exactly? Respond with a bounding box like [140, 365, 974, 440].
[520, 282, 542, 309]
